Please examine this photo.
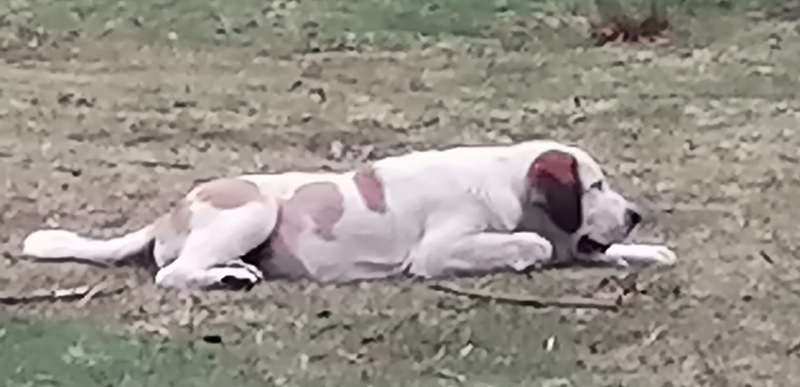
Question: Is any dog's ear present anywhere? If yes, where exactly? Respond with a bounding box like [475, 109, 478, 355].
[526, 150, 582, 233]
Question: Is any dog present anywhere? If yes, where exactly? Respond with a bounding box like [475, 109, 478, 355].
[21, 140, 676, 289]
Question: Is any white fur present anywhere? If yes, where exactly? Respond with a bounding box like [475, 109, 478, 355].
[21, 140, 677, 289]
[153, 201, 275, 288]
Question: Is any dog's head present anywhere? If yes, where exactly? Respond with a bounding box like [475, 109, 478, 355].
[523, 144, 641, 258]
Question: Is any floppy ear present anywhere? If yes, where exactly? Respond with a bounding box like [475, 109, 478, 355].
[526, 150, 583, 233]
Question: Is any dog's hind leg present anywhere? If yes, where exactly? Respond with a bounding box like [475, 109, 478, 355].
[153, 199, 278, 289]
[151, 178, 280, 289]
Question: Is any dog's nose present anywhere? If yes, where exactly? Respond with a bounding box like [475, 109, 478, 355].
[625, 208, 642, 228]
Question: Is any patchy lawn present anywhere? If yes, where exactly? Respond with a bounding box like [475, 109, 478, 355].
[1, 0, 799, 386]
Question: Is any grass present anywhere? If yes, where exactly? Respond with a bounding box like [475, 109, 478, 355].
[0, 0, 786, 50]
[0, 317, 253, 387]
[0, 313, 600, 386]
[1, 0, 798, 385]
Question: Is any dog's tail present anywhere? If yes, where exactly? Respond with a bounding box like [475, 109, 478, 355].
[21, 224, 155, 266]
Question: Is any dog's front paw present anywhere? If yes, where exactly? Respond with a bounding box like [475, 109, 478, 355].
[509, 232, 554, 272]
[604, 244, 677, 267]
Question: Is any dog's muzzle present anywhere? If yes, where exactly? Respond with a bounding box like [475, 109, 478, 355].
[576, 207, 643, 254]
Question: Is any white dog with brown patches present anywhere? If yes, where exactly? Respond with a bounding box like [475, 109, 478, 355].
[22, 140, 676, 289]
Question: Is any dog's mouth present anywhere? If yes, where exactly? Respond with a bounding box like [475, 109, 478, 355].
[577, 235, 611, 254]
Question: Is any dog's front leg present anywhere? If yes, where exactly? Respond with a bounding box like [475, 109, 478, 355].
[407, 231, 554, 279]
[595, 244, 677, 268]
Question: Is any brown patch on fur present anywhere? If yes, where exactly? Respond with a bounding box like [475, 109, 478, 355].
[271, 182, 345, 257]
[152, 179, 262, 239]
[194, 178, 261, 209]
[527, 151, 582, 234]
[353, 167, 386, 213]
[153, 198, 192, 237]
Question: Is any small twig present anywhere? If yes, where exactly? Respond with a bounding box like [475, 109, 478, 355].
[128, 160, 192, 170]
[786, 338, 800, 356]
[429, 282, 620, 311]
[76, 281, 116, 308]
[0, 282, 127, 305]
[759, 250, 774, 265]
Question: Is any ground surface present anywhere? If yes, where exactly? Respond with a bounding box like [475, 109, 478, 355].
[1, 1, 800, 386]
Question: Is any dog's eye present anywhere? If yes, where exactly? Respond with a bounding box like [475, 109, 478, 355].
[590, 181, 604, 191]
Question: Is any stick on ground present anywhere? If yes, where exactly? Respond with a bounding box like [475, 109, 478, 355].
[429, 282, 620, 311]
[0, 282, 127, 305]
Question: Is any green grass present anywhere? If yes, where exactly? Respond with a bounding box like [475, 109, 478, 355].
[0, 0, 787, 50]
[0, 317, 258, 387]
[0, 312, 601, 387]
